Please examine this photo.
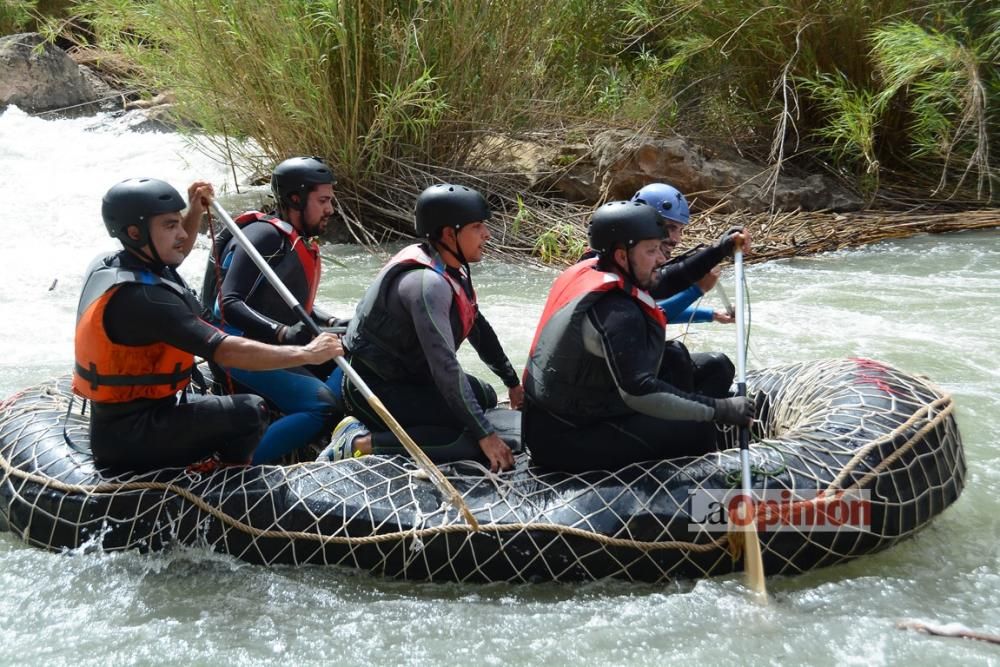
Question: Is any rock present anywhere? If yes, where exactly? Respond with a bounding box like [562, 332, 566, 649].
[501, 129, 862, 213]
[78, 64, 124, 112]
[115, 103, 193, 133]
[0, 33, 101, 116]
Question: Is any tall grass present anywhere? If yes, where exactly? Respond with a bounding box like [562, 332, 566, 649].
[37, 0, 999, 245]
[615, 0, 998, 200]
[1, 0, 73, 35]
[66, 0, 560, 182]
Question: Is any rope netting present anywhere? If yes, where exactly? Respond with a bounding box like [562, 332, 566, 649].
[0, 358, 964, 582]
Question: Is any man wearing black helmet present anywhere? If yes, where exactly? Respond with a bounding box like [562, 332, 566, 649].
[75, 178, 344, 473]
[322, 184, 522, 472]
[202, 156, 351, 464]
[521, 201, 753, 473]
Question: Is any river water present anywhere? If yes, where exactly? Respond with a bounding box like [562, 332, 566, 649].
[1, 106, 998, 666]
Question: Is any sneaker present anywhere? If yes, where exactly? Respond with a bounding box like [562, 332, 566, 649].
[317, 416, 369, 462]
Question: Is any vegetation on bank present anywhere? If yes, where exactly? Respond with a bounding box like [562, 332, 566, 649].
[5, 1, 998, 257]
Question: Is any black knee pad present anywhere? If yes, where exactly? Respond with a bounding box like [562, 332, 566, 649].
[229, 393, 271, 437]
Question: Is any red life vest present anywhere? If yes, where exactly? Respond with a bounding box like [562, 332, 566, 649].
[521, 258, 667, 417]
[388, 244, 478, 338]
[527, 258, 665, 358]
[73, 257, 195, 403]
[231, 211, 321, 312]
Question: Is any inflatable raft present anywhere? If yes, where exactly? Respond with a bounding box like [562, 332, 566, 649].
[0, 358, 963, 583]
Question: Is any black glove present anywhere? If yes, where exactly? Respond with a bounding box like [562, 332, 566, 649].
[713, 395, 754, 425]
[714, 225, 744, 255]
[327, 316, 351, 328]
[280, 321, 314, 346]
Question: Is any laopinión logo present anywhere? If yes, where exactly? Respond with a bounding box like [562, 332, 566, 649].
[688, 488, 872, 532]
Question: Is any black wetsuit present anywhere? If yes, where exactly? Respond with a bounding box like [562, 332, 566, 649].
[345, 257, 519, 464]
[523, 243, 743, 473]
[213, 221, 337, 341]
[524, 288, 728, 472]
[88, 252, 268, 472]
[650, 240, 736, 398]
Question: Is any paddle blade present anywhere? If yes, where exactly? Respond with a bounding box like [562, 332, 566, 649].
[742, 514, 768, 602]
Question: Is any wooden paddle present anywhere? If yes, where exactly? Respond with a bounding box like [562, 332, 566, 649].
[734, 245, 768, 601]
[208, 200, 481, 530]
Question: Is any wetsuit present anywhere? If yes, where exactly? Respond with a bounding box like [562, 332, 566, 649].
[205, 215, 344, 464]
[649, 241, 736, 400]
[344, 244, 519, 464]
[659, 285, 714, 323]
[523, 259, 729, 473]
[79, 251, 268, 472]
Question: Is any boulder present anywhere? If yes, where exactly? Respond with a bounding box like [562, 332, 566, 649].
[78, 64, 123, 112]
[0, 33, 101, 116]
[500, 129, 862, 213]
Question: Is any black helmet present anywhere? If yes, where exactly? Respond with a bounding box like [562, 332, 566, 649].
[587, 201, 664, 255]
[101, 177, 186, 249]
[271, 156, 336, 212]
[414, 184, 491, 238]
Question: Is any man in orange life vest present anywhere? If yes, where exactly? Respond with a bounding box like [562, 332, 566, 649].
[74, 177, 343, 472]
[521, 201, 753, 473]
[202, 157, 350, 464]
[324, 184, 523, 472]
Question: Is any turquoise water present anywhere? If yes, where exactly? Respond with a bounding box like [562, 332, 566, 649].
[1, 106, 999, 665]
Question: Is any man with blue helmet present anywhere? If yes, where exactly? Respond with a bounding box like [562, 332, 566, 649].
[633, 182, 749, 399]
[522, 201, 753, 472]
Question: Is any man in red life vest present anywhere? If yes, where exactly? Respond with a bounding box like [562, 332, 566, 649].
[324, 184, 523, 472]
[521, 201, 753, 473]
[74, 177, 343, 472]
[202, 157, 351, 464]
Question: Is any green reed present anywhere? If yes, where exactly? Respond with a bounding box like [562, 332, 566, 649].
[26, 0, 996, 247]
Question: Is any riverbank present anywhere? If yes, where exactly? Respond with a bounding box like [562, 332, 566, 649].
[2, 24, 997, 263]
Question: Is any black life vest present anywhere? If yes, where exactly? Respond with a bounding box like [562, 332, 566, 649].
[523, 258, 667, 419]
[344, 244, 478, 382]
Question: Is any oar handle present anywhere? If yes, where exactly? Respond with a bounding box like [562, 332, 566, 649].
[734, 248, 750, 458]
[208, 200, 480, 530]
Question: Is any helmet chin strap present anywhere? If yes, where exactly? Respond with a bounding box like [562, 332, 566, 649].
[438, 226, 471, 271]
[436, 226, 475, 296]
[125, 238, 168, 269]
[613, 244, 641, 287]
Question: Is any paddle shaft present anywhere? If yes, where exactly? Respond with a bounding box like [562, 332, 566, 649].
[714, 283, 735, 317]
[207, 200, 480, 530]
[734, 248, 767, 600]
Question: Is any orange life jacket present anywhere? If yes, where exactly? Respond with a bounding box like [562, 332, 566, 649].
[72, 254, 196, 403]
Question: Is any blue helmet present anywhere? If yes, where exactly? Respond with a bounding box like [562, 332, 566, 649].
[631, 183, 690, 225]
